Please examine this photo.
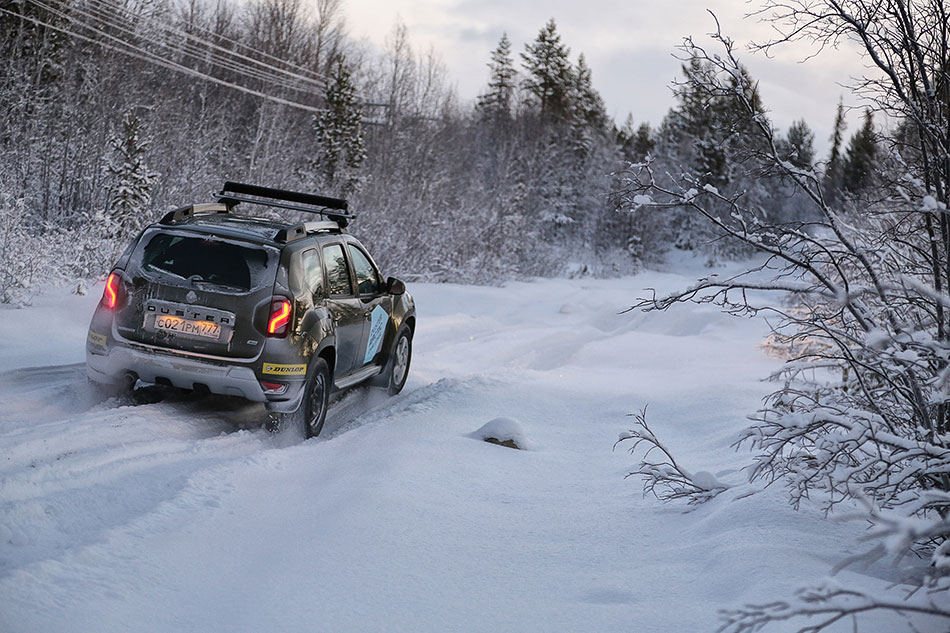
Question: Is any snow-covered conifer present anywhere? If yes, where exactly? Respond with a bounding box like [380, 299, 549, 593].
[312, 54, 366, 196]
[104, 109, 159, 241]
[842, 109, 877, 194]
[476, 33, 516, 123]
[782, 119, 816, 170]
[520, 19, 574, 121]
[823, 99, 847, 205]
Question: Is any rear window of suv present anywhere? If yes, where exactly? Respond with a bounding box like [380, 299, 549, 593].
[138, 233, 275, 292]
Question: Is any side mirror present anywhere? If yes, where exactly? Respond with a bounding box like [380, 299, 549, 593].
[387, 276, 406, 296]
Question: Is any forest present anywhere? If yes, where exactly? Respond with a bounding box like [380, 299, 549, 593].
[0, 0, 876, 303]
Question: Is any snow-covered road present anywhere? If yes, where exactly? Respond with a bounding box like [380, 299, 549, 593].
[0, 263, 900, 632]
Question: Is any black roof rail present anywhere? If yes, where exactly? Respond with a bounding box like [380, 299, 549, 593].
[160, 203, 230, 224]
[276, 220, 343, 243]
[216, 181, 354, 227]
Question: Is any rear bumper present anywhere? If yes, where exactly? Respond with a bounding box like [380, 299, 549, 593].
[87, 344, 268, 402]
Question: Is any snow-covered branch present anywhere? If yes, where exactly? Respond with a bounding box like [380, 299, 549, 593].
[616, 408, 729, 506]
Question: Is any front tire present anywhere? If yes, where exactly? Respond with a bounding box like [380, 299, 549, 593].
[386, 328, 412, 395]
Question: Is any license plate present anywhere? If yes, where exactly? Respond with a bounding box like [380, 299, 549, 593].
[153, 314, 221, 340]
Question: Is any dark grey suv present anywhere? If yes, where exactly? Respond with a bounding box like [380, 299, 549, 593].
[86, 182, 415, 437]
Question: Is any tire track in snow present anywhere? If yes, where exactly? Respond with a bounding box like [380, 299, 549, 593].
[0, 364, 279, 578]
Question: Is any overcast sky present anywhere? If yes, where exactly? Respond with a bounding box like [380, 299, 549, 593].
[342, 0, 872, 157]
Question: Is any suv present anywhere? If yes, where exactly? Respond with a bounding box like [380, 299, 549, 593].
[86, 182, 415, 437]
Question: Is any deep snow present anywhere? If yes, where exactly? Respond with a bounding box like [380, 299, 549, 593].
[0, 260, 914, 632]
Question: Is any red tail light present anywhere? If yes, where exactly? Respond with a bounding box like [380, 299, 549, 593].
[267, 298, 292, 337]
[102, 272, 121, 309]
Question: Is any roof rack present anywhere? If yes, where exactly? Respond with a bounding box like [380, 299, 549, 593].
[160, 202, 230, 224]
[276, 220, 343, 243]
[216, 181, 354, 228]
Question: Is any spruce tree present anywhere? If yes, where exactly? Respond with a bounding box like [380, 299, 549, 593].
[520, 18, 574, 121]
[567, 54, 607, 158]
[842, 109, 876, 194]
[313, 54, 366, 196]
[476, 33, 516, 123]
[824, 99, 847, 203]
[784, 119, 816, 169]
[618, 116, 655, 162]
[632, 123, 655, 161]
[105, 109, 159, 241]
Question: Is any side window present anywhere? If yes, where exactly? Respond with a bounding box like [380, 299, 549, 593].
[322, 244, 352, 296]
[348, 245, 382, 295]
[301, 249, 323, 295]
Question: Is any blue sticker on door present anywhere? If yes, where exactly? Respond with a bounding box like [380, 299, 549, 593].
[364, 305, 388, 364]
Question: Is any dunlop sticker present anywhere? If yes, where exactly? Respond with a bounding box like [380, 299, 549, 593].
[87, 330, 107, 347]
[262, 363, 307, 376]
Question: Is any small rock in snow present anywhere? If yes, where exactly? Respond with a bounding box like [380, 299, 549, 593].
[473, 417, 530, 450]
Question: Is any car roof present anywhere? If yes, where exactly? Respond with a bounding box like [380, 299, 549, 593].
[154, 204, 346, 246]
[162, 213, 288, 244]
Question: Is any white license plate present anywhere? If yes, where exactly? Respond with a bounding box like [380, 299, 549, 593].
[153, 314, 221, 340]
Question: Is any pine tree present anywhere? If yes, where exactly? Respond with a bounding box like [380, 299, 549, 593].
[476, 33, 516, 123]
[572, 54, 606, 129]
[618, 116, 655, 162]
[312, 54, 366, 195]
[520, 18, 574, 121]
[632, 123, 655, 161]
[842, 108, 876, 193]
[824, 99, 847, 204]
[668, 56, 734, 187]
[783, 119, 816, 169]
[105, 109, 159, 241]
[567, 54, 608, 158]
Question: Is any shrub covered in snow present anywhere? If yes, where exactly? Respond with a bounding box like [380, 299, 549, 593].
[615, 5, 950, 631]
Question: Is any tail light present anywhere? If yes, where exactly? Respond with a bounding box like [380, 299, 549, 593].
[267, 298, 292, 337]
[101, 272, 123, 309]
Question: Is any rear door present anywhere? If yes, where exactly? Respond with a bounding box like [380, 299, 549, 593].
[321, 242, 365, 377]
[115, 229, 279, 359]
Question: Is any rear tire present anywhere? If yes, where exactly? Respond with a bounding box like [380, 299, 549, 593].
[301, 358, 331, 438]
[268, 358, 330, 439]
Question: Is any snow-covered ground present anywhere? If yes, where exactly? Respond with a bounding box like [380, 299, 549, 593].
[0, 260, 904, 632]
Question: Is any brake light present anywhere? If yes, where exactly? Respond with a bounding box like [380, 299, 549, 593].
[267, 299, 292, 337]
[102, 272, 120, 309]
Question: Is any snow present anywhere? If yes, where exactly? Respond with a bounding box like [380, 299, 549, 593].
[0, 261, 906, 632]
[472, 417, 531, 450]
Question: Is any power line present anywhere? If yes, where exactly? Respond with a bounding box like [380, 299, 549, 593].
[4, 0, 342, 112]
[1, 3, 325, 112]
[78, 0, 327, 90]
[27, 0, 325, 95]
